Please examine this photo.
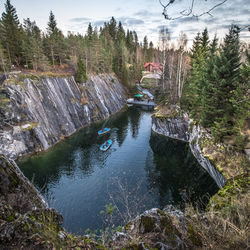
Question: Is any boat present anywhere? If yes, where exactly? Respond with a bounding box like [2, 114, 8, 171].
[98, 127, 111, 135]
[100, 139, 112, 151]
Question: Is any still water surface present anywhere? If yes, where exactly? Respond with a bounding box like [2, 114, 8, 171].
[18, 107, 218, 234]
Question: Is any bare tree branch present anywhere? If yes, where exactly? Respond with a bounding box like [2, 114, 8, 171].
[238, 25, 250, 32]
[160, 0, 228, 20]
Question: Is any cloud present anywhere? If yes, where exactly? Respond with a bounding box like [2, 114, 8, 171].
[202, 17, 220, 25]
[70, 17, 91, 22]
[240, 33, 250, 39]
[93, 20, 108, 26]
[240, 9, 250, 15]
[151, 19, 163, 23]
[183, 28, 200, 34]
[134, 10, 159, 18]
[127, 18, 144, 25]
[174, 16, 200, 24]
[118, 17, 144, 26]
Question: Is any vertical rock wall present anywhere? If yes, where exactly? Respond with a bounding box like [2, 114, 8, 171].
[0, 74, 126, 159]
[152, 116, 226, 188]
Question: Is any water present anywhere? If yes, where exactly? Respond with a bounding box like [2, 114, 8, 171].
[18, 107, 218, 234]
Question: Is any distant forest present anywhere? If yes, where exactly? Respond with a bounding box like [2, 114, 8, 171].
[0, 0, 159, 85]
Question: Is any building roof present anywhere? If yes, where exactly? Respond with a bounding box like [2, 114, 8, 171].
[144, 62, 163, 69]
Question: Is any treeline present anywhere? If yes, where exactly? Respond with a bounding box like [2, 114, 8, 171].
[0, 0, 156, 85]
[159, 32, 190, 104]
[181, 26, 249, 145]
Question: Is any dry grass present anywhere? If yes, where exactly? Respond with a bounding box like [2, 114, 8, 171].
[183, 175, 249, 249]
[199, 136, 248, 178]
[3, 72, 72, 86]
[154, 105, 184, 119]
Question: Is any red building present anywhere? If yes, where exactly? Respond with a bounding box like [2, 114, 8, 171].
[144, 62, 163, 73]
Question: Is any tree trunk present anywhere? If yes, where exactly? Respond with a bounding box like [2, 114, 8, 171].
[51, 45, 55, 67]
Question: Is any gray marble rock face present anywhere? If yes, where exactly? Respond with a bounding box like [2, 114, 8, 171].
[0, 74, 126, 159]
[152, 116, 226, 188]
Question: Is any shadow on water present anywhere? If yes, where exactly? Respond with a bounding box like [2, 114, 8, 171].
[148, 133, 219, 209]
[18, 106, 219, 234]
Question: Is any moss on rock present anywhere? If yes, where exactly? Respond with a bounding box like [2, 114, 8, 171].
[140, 215, 156, 233]
[207, 174, 250, 211]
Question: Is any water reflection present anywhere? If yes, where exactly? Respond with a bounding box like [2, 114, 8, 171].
[18, 107, 218, 234]
[148, 133, 219, 208]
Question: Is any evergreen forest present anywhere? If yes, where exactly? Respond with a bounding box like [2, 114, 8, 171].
[0, 0, 156, 85]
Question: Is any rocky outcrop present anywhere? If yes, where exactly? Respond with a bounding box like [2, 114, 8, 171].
[152, 116, 226, 188]
[0, 73, 126, 159]
[189, 125, 226, 188]
[0, 155, 103, 249]
[152, 116, 189, 141]
[111, 206, 202, 249]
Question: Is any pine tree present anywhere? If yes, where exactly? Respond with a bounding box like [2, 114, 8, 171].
[0, 0, 24, 66]
[75, 57, 87, 83]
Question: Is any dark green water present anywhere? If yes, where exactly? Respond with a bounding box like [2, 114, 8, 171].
[18, 107, 218, 234]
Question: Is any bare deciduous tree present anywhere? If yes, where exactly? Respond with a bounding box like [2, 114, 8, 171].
[158, 27, 171, 91]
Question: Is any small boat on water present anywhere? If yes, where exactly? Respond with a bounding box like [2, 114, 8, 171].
[98, 127, 111, 135]
[100, 139, 112, 151]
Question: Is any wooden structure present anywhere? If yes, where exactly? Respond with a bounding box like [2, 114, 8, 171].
[144, 62, 163, 73]
[127, 98, 155, 109]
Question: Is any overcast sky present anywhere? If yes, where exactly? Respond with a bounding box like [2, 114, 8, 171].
[0, 0, 249, 47]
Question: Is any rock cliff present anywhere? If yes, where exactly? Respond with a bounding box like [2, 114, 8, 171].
[152, 116, 226, 188]
[0, 73, 126, 159]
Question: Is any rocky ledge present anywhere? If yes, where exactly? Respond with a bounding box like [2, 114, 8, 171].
[152, 115, 226, 188]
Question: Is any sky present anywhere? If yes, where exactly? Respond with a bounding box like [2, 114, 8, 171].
[0, 0, 249, 48]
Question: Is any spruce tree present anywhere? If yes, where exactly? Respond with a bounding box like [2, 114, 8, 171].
[212, 25, 241, 139]
[108, 17, 117, 39]
[148, 41, 154, 61]
[87, 23, 93, 41]
[0, 0, 24, 66]
[0, 42, 8, 73]
[47, 11, 58, 34]
[181, 29, 209, 117]
[117, 21, 125, 43]
[44, 11, 66, 66]
[22, 19, 49, 70]
[200, 28, 209, 55]
[181, 32, 202, 113]
[201, 35, 219, 127]
[75, 57, 87, 83]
